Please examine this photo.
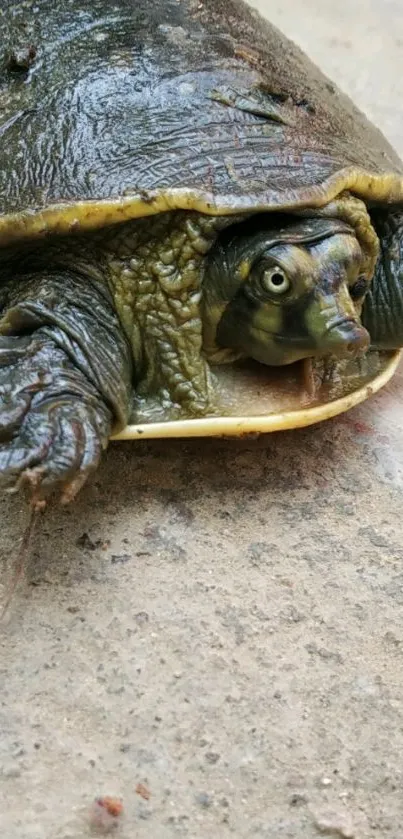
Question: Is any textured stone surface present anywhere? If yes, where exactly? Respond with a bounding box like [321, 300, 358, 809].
[2, 2, 403, 837]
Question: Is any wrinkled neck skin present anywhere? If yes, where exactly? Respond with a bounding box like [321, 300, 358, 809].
[362, 209, 403, 349]
[0, 211, 239, 420]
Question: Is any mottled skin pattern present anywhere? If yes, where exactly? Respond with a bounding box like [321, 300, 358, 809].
[202, 214, 371, 365]
[102, 213, 226, 415]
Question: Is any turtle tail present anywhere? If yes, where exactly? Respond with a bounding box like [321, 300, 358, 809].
[362, 209, 403, 349]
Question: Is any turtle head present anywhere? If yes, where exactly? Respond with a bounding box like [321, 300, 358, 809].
[202, 216, 371, 366]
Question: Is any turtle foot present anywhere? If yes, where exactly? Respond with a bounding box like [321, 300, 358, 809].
[0, 332, 112, 505]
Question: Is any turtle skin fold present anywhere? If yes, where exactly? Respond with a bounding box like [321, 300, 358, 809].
[362, 211, 403, 350]
[0, 272, 132, 505]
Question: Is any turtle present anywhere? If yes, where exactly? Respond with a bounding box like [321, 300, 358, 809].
[0, 0, 403, 506]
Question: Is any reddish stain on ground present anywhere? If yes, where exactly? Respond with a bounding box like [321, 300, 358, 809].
[338, 416, 374, 435]
[352, 421, 374, 434]
[89, 797, 123, 832]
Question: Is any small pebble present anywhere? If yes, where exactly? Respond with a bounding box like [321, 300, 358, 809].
[313, 811, 355, 838]
[136, 782, 151, 800]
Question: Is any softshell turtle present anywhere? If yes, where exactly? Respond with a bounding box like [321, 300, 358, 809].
[1, 0, 403, 505]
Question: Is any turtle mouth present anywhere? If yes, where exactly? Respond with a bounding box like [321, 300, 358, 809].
[254, 326, 314, 350]
[324, 316, 357, 332]
[251, 326, 318, 396]
[271, 319, 369, 357]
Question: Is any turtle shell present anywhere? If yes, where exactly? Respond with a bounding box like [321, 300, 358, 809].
[1, 0, 403, 247]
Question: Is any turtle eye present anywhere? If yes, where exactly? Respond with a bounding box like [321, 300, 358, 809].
[350, 276, 368, 301]
[260, 266, 290, 295]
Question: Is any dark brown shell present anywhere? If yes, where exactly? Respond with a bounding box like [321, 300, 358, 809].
[0, 0, 402, 244]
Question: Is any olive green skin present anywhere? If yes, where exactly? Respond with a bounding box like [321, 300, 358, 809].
[1, 0, 403, 504]
[202, 215, 371, 367]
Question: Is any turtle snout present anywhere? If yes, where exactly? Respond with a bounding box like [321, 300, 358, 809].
[325, 318, 370, 357]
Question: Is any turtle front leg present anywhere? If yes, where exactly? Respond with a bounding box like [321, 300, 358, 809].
[362, 209, 403, 349]
[0, 271, 132, 505]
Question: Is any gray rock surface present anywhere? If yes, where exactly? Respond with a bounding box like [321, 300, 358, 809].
[2, 2, 403, 836]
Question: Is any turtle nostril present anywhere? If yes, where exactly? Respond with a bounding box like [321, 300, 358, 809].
[325, 319, 370, 358]
[345, 329, 370, 355]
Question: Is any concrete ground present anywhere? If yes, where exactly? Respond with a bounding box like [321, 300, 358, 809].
[2, 1, 403, 837]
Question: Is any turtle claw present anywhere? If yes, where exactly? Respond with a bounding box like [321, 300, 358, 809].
[0, 397, 110, 505]
[0, 332, 112, 503]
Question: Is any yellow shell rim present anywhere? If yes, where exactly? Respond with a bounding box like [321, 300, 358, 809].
[111, 350, 402, 440]
[1, 166, 403, 245]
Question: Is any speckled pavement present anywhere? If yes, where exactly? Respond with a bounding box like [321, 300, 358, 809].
[2, 2, 403, 837]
